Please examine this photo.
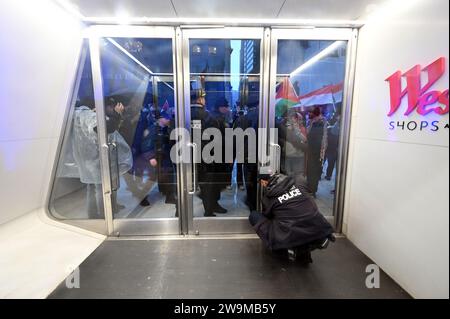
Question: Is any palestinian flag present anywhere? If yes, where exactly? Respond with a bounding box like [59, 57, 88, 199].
[275, 77, 300, 117]
[298, 83, 343, 107]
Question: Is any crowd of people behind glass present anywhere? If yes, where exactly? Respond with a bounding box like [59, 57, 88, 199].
[276, 102, 341, 198]
[66, 92, 341, 218]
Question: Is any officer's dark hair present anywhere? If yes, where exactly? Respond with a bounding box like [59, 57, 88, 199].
[105, 96, 118, 107]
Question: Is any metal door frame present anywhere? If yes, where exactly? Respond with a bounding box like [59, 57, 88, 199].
[180, 27, 269, 235]
[268, 28, 358, 232]
[88, 25, 182, 236]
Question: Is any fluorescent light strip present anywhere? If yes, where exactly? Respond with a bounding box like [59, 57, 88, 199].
[106, 38, 174, 91]
[290, 40, 346, 77]
[82, 17, 363, 27]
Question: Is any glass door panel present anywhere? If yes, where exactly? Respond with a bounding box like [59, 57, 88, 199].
[182, 28, 266, 235]
[94, 28, 180, 235]
[269, 29, 353, 224]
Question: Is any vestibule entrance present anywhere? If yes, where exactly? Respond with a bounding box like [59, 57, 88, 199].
[48, 25, 357, 236]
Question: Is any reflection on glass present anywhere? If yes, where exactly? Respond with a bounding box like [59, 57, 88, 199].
[50, 38, 179, 221]
[275, 40, 347, 217]
[50, 40, 105, 220]
[189, 39, 261, 218]
[99, 37, 177, 219]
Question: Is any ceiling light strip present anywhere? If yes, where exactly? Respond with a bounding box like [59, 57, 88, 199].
[82, 17, 364, 28]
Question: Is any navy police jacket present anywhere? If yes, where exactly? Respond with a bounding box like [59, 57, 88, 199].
[254, 174, 334, 250]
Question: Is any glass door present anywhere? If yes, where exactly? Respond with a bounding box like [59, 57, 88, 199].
[181, 28, 270, 235]
[268, 28, 356, 229]
[89, 26, 181, 236]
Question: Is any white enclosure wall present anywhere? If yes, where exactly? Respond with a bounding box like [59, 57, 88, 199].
[344, 0, 449, 298]
[0, 2, 104, 299]
[0, 0, 83, 225]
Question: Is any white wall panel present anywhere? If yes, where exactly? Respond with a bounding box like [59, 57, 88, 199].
[347, 139, 449, 298]
[346, 0, 449, 298]
[0, 0, 83, 225]
[0, 139, 52, 225]
[0, 0, 82, 142]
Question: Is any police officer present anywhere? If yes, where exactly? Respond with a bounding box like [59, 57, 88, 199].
[210, 97, 233, 207]
[306, 107, 328, 197]
[145, 108, 177, 205]
[130, 97, 159, 207]
[232, 105, 246, 190]
[191, 89, 227, 217]
[249, 173, 335, 264]
[232, 101, 259, 211]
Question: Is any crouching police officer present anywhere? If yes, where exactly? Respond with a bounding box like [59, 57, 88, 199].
[249, 173, 335, 264]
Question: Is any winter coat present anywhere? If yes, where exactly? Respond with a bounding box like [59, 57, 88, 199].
[254, 174, 334, 250]
[58, 106, 132, 184]
[191, 104, 230, 187]
[232, 107, 259, 163]
[131, 106, 175, 178]
[307, 116, 328, 162]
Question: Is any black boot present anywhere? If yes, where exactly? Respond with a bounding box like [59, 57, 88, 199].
[140, 197, 150, 207]
[309, 237, 332, 251]
[212, 204, 227, 214]
[204, 211, 216, 217]
[296, 250, 313, 265]
[165, 194, 177, 205]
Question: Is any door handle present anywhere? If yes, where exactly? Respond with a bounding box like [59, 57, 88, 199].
[188, 142, 198, 195]
[270, 143, 281, 174]
[107, 142, 120, 192]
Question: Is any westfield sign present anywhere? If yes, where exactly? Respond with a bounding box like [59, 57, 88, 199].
[385, 57, 449, 132]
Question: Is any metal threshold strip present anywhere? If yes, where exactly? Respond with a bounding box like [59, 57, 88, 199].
[106, 233, 346, 241]
[107, 234, 260, 241]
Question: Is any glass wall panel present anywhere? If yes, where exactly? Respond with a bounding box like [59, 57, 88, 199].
[49, 40, 105, 220]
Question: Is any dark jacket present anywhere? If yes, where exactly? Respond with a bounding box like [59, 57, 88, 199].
[233, 107, 259, 163]
[210, 110, 233, 186]
[326, 123, 340, 155]
[191, 105, 230, 187]
[131, 106, 175, 178]
[254, 174, 334, 250]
